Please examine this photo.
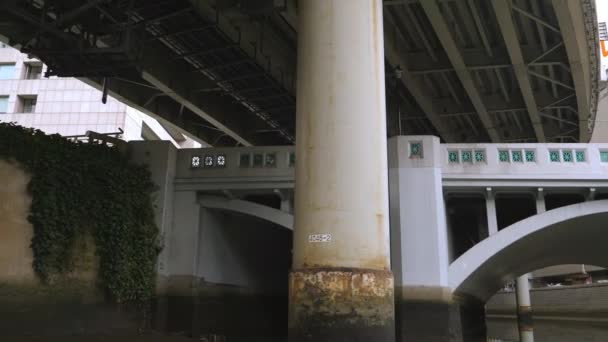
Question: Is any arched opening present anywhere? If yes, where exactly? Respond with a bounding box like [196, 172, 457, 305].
[486, 263, 608, 341]
[449, 200, 608, 302]
[163, 197, 293, 342]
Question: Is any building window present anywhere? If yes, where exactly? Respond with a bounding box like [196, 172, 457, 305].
[253, 153, 264, 167]
[448, 151, 459, 163]
[216, 154, 226, 167]
[0, 64, 15, 80]
[562, 150, 573, 162]
[191, 156, 201, 168]
[498, 150, 509, 163]
[575, 150, 585, 162]
[512, 150, 523, 163]
[525, 150, 535, 162]
[23, 63, 42, 80]
[409, 141, 423, 158]
[474, 150, 485, 163]
[549, 150, 560, 162]
[461, 150, 472, 163]
[17, 95, 37, 113]
[0, 96, 8, 113]
[265, 153, 276, 167]
[239, 153, 251, 168]
[601, 151, 608, 163]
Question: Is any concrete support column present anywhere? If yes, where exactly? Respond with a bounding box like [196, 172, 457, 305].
[514, 188, 545, 342]
[289, 0, 394, 340]
[485, 188, 498, 236]
[515, 274, 534, 342]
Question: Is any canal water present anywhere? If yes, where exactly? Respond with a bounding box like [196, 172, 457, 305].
[487, 317, 608, 341]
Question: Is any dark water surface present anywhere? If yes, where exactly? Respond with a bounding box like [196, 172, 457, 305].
[487, 317, 608, 341]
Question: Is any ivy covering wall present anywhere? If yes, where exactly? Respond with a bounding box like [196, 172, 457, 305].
[0, 123, 160, 303]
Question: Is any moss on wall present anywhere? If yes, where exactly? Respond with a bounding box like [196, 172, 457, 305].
[0, 123, 160, 303]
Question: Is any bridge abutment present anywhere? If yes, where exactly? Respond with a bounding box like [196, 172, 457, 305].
[387, 136, 485, 340]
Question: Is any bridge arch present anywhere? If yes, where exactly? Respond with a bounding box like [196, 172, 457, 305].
[199, 196, 293, 230]
[449, 200, 608, 302]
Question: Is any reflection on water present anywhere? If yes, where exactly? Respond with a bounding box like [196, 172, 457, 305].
[487, 317, 608, 341]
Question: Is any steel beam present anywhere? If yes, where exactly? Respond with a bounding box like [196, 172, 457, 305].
[530, 0, 559, 98]
[421, 0, 500, 142]
[552, 0, 591, 142]
[492, 0, 545, 142]
[384, 10, 456, 141]
[528, 70, 575, 91]
[512, 5, 561, 34]
[467, 0, 493, 57]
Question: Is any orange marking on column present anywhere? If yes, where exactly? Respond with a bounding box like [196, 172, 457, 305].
[601, 41, 608, 58]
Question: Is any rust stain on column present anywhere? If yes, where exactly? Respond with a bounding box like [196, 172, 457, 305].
[288, 268, 394, 341]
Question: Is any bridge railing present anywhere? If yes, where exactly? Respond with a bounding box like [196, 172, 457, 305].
[440, 143, 608, 178]
[175, 145, 295, 180]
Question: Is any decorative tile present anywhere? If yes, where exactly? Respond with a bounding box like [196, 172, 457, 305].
[203, 155, 214, 168]
[525, 150, 535, 162]
[410, 142, 423, 158]
[462, 150, 472, 163]
[498, 150, 509, 163]
[512, 150, 523, 163]
[575, 150, 585, 162]
[448, 151, 459, 163]
[191, 155, 201, 168]
[253, 153, 264, 167]
[239, 153, 251, 168]
[474, 150, 485, 163]
[549, 150, 560, 162]
[216, 154, 226, 167]
[562, 150, 573, 162]
[265, 153, 276, 167]
[601, 151, 608, 163]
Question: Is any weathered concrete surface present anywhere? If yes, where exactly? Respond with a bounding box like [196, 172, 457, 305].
[288, 268, 394, 341]
[395, 286, 486, 342]
[0, 160, 140, 337]
[0, 160, 35, 281]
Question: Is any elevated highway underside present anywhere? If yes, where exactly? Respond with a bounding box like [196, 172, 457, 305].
[0, 0, 600, 146]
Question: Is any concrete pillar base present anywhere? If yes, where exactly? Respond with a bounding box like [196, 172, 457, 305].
[395, 287, 486, 342]
[288, 268, 395, 342]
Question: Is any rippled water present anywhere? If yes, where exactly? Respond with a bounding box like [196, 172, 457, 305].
[487, 317, 608, 341]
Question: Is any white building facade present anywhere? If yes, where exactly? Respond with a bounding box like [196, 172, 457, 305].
[0, 44, 200, 148]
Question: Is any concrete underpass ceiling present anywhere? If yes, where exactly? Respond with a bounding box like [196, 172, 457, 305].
[0, 0, 597, 145]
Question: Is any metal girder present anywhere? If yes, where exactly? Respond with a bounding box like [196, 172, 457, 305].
[530, 0, 559, 98]
[492, 0, 545, 142]
[528, 70, 575, 91]
[512, 4, 561, 34]
[139, 43, 264, 146]
[420, 0, 500, 142]
[552, 0, 592, 142]
[494, 68, 510, 103]
[384, 10, 456, 141]
[401, 4, 437, 62]
[189, 0, 296, 95]
[79, 77, 213, 146]
[467, 0, 493, 57]
[55, 0, 109, 28]
[410, 64, 511, 75]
